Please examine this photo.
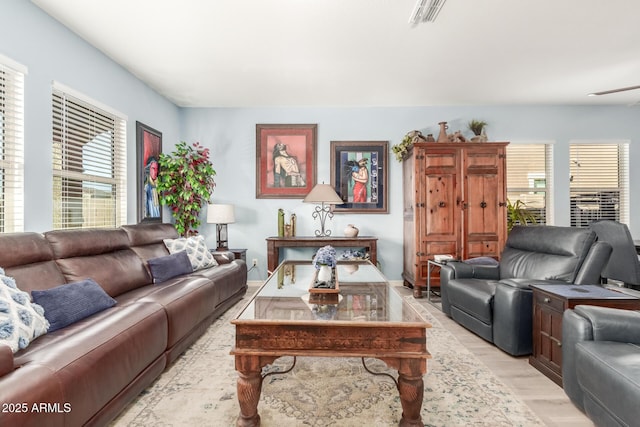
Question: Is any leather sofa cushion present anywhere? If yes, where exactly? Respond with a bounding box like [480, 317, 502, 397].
[192, 261, 248, 304]
[499, 226, 596, 282]
[576, 341, 640, 424]
[0, 233, 67, 292]
[139, 277, 221, 347]
[14, 302, 168, 426]
[447, 279, 498, 324]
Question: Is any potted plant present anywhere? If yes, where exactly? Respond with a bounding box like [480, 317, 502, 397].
[392, 130, 427, 162]
[507, 198, 539, 232]
[156, 141, 216, 236]
[467, 119, 488, 141]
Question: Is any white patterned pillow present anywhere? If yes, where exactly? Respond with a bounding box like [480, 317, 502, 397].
[163, 235, 218, 271]
[0, 268, 49, 353]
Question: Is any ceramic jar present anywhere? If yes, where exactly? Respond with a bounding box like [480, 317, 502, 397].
[344, 224, 359, 237]
[437, 121, 449, 143]
[317, 265, 332, 283]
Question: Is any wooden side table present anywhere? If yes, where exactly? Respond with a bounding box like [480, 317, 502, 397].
[529, 284, 640, 386]
[265, 236, 377, 273]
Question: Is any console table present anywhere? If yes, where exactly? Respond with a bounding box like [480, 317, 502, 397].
[266, 236, 378, 273]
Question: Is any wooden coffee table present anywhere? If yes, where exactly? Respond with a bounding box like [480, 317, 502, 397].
[230, 260, 432, 427]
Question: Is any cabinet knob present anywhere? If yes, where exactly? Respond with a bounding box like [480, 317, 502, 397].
[543, 297, 551, 303]
[439, 201, 446, 207]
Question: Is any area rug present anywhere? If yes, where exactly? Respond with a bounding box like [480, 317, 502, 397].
[111, 288, 544, 427]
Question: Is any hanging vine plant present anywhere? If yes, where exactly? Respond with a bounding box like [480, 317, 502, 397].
[156, 141, 216, 236]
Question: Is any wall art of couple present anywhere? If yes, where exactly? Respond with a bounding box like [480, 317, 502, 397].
[136, 121, 162, 222]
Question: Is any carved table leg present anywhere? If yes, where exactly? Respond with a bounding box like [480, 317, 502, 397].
[235, 356, 265, 427]
[398, 372, 424, 427]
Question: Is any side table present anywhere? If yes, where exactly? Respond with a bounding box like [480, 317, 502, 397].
[425, 260, 446, 301]
[529, 284, 640, 386]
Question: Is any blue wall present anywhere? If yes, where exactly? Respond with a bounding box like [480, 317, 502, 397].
[182, 106, 640, 281]
[2, 1, 639, 281]
[1, 0, 180, 230]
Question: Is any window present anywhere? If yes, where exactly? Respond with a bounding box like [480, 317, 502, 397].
[569, 141, 629, 227]
[52, 84, 126, 229]
[0, 56, 25, 232]
[506, 143, 553, 225]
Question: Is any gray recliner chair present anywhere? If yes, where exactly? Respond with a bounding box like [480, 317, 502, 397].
[439, 226, 612, 356]
[563, 305, 640, 427]
[589, 219, 640, 289]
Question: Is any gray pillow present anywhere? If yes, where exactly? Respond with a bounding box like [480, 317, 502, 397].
[147, 250, 193, 283]
[31, 279, 116, 332]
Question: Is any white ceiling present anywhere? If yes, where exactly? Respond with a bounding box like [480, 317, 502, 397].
[32, 0, 640, 108]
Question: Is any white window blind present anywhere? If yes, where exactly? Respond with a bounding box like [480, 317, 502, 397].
[569, 141, 629, 227]
[52, 86, 126, 229]
[506, 143, 553, 225]
[0, 59, 25, 232]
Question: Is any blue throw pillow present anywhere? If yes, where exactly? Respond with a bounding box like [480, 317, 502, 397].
[147, 250, 193, 283]
[31, 279, 116, 332]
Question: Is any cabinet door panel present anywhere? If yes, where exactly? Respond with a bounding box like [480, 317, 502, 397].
[424, 173, 457, 237]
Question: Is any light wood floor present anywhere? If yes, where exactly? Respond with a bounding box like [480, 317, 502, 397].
[394, 285, 595, 427]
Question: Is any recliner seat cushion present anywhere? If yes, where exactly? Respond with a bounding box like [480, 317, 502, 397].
[576, 340, 640, 425]
[446, 279, 497, 324]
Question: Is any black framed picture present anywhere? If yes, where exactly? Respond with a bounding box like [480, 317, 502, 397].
[330, 141, 388, 214]
[136, 121, 162, 223]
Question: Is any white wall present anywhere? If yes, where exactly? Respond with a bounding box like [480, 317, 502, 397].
[182, 106, 640, 281]
[2, 1, 639, 282]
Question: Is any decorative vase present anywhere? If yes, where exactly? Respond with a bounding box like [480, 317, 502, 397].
[437, 121, 449, 143]
[317, 265, 332, 283]
[344, 224, 359, 237]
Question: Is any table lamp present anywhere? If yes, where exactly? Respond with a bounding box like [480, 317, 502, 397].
[303, 183, 343, 237]
[207, 204, 235, 250]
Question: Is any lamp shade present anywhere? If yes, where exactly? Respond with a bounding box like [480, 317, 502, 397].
[207, 204, 235, 224]
[303, 184, 343, 204]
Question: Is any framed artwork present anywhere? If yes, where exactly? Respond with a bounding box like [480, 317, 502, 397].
[256, 124, 317, 198]
[330, 141, 388, 214]
[136, 121, 163, 223]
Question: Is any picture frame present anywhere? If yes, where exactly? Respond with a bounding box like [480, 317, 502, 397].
[256, 124, 317, 199]
[330, 141, 388, 214]
[136, 121, 163, 223]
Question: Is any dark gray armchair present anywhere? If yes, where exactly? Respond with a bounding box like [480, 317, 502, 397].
[563, 305, 640, 427]
[439, 226, 612, 356]
[589, 219, 640, 289]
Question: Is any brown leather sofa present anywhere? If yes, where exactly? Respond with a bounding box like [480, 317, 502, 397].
[0, 223, 247, 426]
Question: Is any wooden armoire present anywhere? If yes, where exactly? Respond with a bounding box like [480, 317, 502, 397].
[402, 142, 509, 297]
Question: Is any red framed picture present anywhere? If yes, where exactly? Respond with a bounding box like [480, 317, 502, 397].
[330, 141, 388, 213]
[136, 121, 162, 223]
[256, 124, 317, 199]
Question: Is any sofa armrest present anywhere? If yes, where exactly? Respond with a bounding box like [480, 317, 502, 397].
[573, 305, 640, 344]
[440, 261, 499, 281]
[561, 305, 640, 411]
[492, 281, 535, 356]
[211, 250, 235, 265]
[562, 308, 594, 411]
[0, 344, 13, 377]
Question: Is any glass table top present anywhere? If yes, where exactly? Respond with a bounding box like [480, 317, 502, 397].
[235, 261, 428, 325]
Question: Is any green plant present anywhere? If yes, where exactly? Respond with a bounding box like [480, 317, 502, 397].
[157, 141, 216, 236]
[467, 119, 487, 136]
[392, 130, 425, 162]
[507, 198, 539, 232]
